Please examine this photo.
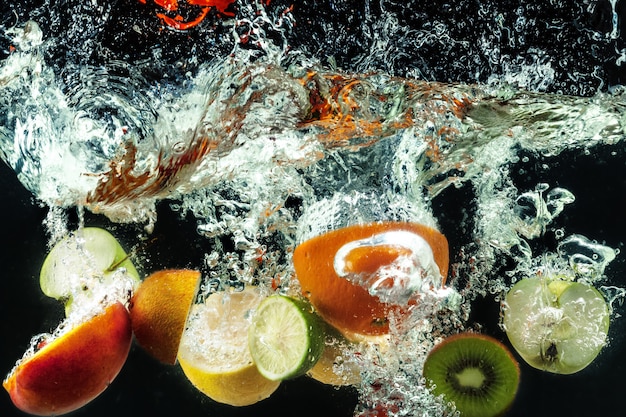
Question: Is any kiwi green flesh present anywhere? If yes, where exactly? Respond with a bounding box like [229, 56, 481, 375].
[423, 333, 520, 417]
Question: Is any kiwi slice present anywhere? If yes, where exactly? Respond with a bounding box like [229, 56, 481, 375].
[422, 333, 520, 417]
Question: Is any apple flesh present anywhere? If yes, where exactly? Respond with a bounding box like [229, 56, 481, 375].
[39, 227, 140, 315]
[503, 277, 610, 374]
[3, 302, 132, 416]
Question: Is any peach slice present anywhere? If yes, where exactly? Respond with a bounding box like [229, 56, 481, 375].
[129, 269, 201, 364]
[3, 302, 132, 416]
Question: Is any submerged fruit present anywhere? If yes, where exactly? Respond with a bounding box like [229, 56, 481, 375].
[307, 332, 361, 386]
[40, 227, 139, 315]
[248, 295, 325, 380]
[3, 302, 132, 416]
[503, 276, 610, 374]
[130, 269, 201, 364]
[423, 333, 520, 417]
[293, 222, 448, 338]
[177, 287, 280, 406]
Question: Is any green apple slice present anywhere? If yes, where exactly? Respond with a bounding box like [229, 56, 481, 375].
[40, 227, 140, 315]
[555, 283, 610, 371]
[503, 277, 609, 374]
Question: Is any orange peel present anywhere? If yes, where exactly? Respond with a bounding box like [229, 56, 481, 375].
[129, 269, 201, 364]
[293, 222, 448, 338]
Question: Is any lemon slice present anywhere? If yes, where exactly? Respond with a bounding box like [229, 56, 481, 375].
[177, 287, 280, 406]
[248, 295, 325, 381]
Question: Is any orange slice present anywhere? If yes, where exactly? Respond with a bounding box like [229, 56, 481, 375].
[293, 222, 448, 338]
[129, 269, 201, 364]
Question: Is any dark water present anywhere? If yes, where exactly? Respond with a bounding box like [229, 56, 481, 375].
[2, 1, 626, 416]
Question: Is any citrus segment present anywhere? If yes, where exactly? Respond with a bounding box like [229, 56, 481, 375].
[293, 222, 449, 338]
[3, 302, 132, 416]
[177, 287, 280, 406]
[307, 338, 361, 386]
[248, 295, 325, 381]
[130, 269, 201, 364]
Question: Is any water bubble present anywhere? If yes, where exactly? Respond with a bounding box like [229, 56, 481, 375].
[513, 185, 574, 239]
[229, 280, 245, 292]
[557, 234, 617, 280]
[599, 285, 626, 314]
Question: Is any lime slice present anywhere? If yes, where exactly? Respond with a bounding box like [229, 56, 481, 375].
[248, 295, 325, 381]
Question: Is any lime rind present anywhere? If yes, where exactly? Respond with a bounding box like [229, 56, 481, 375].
[248, 295, 325, 381]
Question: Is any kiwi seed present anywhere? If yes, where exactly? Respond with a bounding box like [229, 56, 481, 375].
[422, 333, 520, 417]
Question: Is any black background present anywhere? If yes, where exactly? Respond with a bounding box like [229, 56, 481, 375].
[2, 1, 626, 416]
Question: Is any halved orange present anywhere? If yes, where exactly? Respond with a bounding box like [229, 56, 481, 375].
[293, 222, 448, 338]
[3, 302, 132, 416]
[129, 269, 201, 364]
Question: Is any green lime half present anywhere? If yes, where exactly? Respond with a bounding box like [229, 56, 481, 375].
[248, 295, 325, 381]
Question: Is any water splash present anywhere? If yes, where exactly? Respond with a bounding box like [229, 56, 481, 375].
[333, 230, 442, 304]
[1, 2, 626, 416]
[514, 185, 575, 239]
[557, 234, 618, 280]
